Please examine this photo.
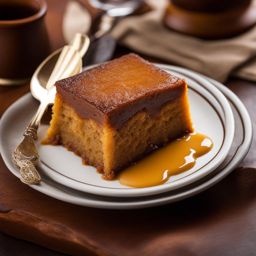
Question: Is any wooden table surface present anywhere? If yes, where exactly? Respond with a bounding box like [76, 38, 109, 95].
[0, 0, 255, 255]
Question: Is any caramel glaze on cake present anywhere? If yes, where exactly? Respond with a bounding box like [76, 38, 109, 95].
[43, 53, 193, 179]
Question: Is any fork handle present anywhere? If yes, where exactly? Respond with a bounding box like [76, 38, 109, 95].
[12, 99, 49, 185]
[12, 34, 88, 185]
[25, 99, 49, 139]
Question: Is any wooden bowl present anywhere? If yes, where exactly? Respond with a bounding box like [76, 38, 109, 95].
[164, 0, 256, 39]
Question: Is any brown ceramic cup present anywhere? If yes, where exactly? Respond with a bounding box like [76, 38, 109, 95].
[0, 0, 51, 86]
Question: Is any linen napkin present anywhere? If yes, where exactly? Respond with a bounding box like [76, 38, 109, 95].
[63, 0, 256, 82]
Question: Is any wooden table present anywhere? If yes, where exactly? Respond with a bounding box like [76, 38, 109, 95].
[0, 0, 255, 255]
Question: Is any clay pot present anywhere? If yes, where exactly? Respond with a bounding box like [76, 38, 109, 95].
[164, 0, 256, 39]
[172, 0, 251, 13]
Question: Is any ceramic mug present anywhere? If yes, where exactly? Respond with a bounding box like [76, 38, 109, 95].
[0, 0, 51, 86]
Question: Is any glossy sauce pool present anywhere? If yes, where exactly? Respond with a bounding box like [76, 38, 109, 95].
[118, 133, 213, 188]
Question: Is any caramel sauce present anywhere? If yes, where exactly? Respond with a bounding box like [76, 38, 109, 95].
[118, 133, 213, 188]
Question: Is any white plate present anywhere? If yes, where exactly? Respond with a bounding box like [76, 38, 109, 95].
[33, 65, 235, 197]
[0, 66, 251, 209]
[0, 65, 235, 198]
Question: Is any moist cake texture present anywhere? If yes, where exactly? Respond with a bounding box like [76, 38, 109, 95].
[44, 53, 193, 179]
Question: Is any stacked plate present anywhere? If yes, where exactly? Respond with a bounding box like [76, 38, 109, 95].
[0, 65, 253, 209]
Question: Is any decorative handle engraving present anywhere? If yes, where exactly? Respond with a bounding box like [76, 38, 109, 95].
[12, 97, 50, 185]
[19, 160, 41, 185]
[12, 137, 41, 185]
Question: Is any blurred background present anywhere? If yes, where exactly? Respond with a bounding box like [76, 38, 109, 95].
[0, 1, 256, 256]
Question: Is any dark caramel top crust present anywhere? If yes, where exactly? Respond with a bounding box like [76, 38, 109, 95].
[56, 53, 186, 128]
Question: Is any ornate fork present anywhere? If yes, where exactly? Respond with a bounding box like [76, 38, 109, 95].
[12, 33, 90, 185]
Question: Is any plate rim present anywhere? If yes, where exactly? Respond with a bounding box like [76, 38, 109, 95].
[0, 65, 235, 198]
[0, 66, 252, 209]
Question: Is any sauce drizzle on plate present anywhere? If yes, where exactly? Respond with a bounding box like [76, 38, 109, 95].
[119, 133, 213, 188]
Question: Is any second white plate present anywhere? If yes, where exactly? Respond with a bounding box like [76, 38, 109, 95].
[0, 64, 234, 197]
[0, 66, 251, 208]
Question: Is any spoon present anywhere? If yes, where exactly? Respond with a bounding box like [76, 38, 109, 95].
[12, 33, 90, 185]
[31, 34, 89, 103]
[30, 0, 142, 101]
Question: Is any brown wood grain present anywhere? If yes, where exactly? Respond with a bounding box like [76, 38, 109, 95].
[0, 0, 255, 255]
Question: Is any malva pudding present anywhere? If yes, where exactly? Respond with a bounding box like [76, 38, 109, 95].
[43, 53, 193, 179]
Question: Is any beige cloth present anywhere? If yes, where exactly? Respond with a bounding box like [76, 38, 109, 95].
[63, 0, 256, 82]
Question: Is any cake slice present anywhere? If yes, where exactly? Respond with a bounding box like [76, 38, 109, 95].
[43, 53, 193, 179]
